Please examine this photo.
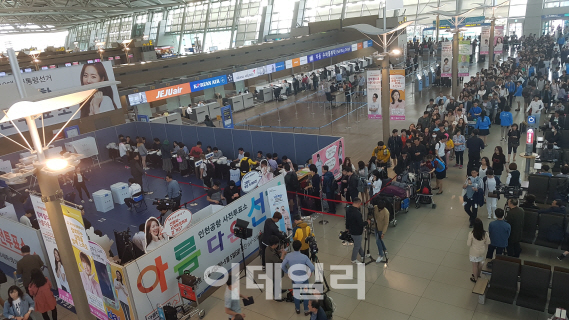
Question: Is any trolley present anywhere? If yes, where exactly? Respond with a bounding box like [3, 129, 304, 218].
[158, 271, 205, 319]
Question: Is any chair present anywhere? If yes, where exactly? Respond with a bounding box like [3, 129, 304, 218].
[548, 266, 569, 314]
[132, 192, 147, 213]
[559, 130, 569, 149]
[516, 263, 551, 311]
[521, 209, 539, 244]
[325, 92, 336, 108]
[528, 174, 550, 204]
[535, 213, 566, 248]
[486, 259, 520, 304]
[547, 177, 566, 204]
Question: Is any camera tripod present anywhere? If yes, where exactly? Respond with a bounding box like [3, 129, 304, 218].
[361, 224, 376, 265]
[238, 238, 263, 292]
[310, 252, 330, 294]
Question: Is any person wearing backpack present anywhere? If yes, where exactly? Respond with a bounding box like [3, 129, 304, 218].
[505, 198, 524, 257]
[239, 152, 257, 177]
[427, 154, 445, 195]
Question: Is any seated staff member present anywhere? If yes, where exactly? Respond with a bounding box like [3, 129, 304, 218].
[207, 181, 225, 205]
[223, 180, 241, 205]
[124, 178, 142, 210]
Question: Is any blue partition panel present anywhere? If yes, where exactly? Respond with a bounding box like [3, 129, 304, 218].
[294, 134, 318, 165]
[195, 127, 216, 151]
[212, 128, 235, 160]
[94, 126, 119, 162]
[317, 135, 340, 151]
[135, 122, 152, 140]
[250, 130, 274, 158]
[271, 132, 297, 164]
[119, 122, 138, 140]
[231, 129, 253, 158]
[179, 125, 198, 147]
[165, 124, 183, 145]
[148, 123, 167, 142]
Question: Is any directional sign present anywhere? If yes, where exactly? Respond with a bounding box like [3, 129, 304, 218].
[528, 116, 536, 124]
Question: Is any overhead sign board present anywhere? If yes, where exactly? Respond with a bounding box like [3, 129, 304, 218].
[145, 83, 192, 102]
[190, 75, 228, 92]
[435, 16, 486, 28]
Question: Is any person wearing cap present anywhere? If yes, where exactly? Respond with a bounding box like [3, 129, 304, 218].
[292, 215, 313, 258]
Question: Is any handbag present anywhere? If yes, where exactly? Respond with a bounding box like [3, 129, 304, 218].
[177, 156, 183, 163]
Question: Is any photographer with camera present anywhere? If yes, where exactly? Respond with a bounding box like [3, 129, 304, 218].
[345, 198, 370, 264]
[260, 212, 287, 268]
[165, 174, 182, 209]
[281, 240, 315, 316]
[292, 215, 312, 258]
[264, 235, 287, 301]
[157, 204, 169, 224]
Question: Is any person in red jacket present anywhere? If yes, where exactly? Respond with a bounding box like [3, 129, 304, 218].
[28, 268, 57, 320]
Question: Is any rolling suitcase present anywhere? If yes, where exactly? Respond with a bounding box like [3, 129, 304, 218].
[381, 185, 407, 199]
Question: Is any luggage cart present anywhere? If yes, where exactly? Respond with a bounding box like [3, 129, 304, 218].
[158, 271, 205, 319]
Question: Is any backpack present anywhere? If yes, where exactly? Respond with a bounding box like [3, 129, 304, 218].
[285, 171, 300, 192]
[322, 293, 336, 319]
[240, 158, 250, 175]
[434, 159, 445, 171]
[546, 223, 565, 243]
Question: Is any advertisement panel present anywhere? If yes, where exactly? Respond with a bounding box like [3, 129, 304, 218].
[144, 217, 169, 253]
[267, 185, 292, 232]
[480, 26, 490, 54]
[458, 41, 471, 77]
[494, 26, 504, 54]
[313, 52, 323, 61]
[311, 138, 344, 179]
[61, 203, 106, 320]
[124, 176, 285, 320]
[285, 60, 293, 69]
[145, 83, 192, 103]
[221, 104, 234, 129]
[389, 69, 406, 121]
[232, 68, 258, 82]
[31, 195, 74, 306]
[105, 261, 136, 320]
[292, 58, 300, 67]
[0, 61, 120, 137]
[366, 70, 382, 119]
[0, 216, 46, 270]
[189, 75, 228, 92]
[275, 62, 286, 72]
[299, 56, 308, 65]
[351, 44, 358, 51]
[441, 42, 453, 78]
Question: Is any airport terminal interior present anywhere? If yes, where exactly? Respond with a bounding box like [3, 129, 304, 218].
[1, 0, 569, 320]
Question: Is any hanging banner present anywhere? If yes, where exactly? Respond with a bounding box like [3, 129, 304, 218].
[31, 195, 74, 306]
[441, 42, 453, 78]
[61, 203, 106, 320]
[267, 185, 292, 233]
[458, 40, 472, 77]
[366, 70, 381, 119]
[106, 262, 136, 320]
[311, 137, 345, 179]
[389, 69, 406, 121]
[0, 216, 47, 272]
[494, 26, 504, 54]
[480, 26, 490, 54]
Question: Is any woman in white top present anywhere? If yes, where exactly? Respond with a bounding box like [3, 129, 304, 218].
[53, 248, 69, 292]
[370, 171, 383, 196]
[114, 270, 132, 320]
[467, 218, 490, 282]
[145, 217, 168, 252]
[479, 157, 490, 177]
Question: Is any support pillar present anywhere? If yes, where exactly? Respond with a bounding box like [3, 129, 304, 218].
[381, 57, 390, 141]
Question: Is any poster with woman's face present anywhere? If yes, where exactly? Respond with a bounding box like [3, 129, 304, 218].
[494, 26, 504, 54]
[389, 70, 406, 121]
[366, 70, 382, 119]
[0, 61, 120, 137]
[145, 217, 170, 253]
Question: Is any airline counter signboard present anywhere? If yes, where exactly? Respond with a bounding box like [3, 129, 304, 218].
[190, 75, 228, 92]
[145, 83, 192, 102]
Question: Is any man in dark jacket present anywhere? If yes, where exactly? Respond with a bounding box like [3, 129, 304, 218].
[130, 154, 152, 195]
[417, 111, 431, 130]
[308, 300, 328, 320]
[345, 198, 370, 264]
[344, 167, 359, 202]
[387, 129, 402, 167]
[466, 129, 485, 173]
[506, 198, 525, 257]
[322, 166, 336, 214]
[260, 211, 287, 267]
[537, 199, 566, 215]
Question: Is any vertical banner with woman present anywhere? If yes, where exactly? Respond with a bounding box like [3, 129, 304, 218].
[61, 203, 106, 320]
[494, 26, 504, 54]
[389, 70, 406, 121]
[458, 41, 472, 77]
[267, 185, 293, 233]
[366, 70, 382, 119]
[480, 26, 490, 54]
[441, 42, 453, 77]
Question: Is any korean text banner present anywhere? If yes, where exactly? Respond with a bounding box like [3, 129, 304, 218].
[494, 26, 504, 54]
[441, 42, 453, 78]
[267, 185, 292, 233]
[0, 216, 46, 271]
[31, 195, 74, 307]
[312, 138, 345, 179]
[61, 203, 106, 320]
[389, 69, 406, 121]
[0, 61, 120, 137]
[480, 26, 490, 54]
[366, 70, 381, 119]
[458, 41, 471, 77]
[124, 176, 285, 320]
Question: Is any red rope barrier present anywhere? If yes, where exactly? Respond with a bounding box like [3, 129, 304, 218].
[299, 208, 345, 218]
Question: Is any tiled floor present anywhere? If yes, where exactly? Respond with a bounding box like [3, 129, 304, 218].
[4, 55, 567, 320]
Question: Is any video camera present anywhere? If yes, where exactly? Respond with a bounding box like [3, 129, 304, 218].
[305, 235, 318, 255]
[496, 185, 523, 199]
[152, 198, 177, 211]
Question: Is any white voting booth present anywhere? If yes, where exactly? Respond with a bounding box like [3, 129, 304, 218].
[65, 136, 101, 167]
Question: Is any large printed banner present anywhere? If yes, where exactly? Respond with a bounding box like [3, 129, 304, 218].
[480, 26, 490, 54]
[366, 70, 381, 119]
[459, 41, 472, 77]
[61, 203, 106, 320]
[0, 216, 46, 270]
[267, 185, 292, 233]
[494, 26, 504, 54]
[312, 138, 344, 179]
[124, 176, 285, 320]
[0, 61, 120, 137]
[389, 70, 406, 121]
[441, 42, 453, 78]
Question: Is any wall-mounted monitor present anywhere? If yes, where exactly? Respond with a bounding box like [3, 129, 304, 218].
[94, 58, 101, 62]
[24, 68, 32, 73]
[128, 92, 148, 106]
[87, 60, 94, 64]
[41, 66, 48, 70]
[65, 63, 72, 67]
[72, 62, 79, 65]
[49, 65, 56, 69]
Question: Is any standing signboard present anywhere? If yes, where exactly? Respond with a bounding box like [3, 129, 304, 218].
[366, 70, 381, 119]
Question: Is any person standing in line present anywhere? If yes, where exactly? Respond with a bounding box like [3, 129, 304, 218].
[119, 138, 129, 168]
[136, 137, 149, 170]
[260, 212, 287, 268]
[486, 208, 511, 259]
[322, 165, 336, 214]
[27, 269, 57, 320]
[484, 169, 498, 219]
[466, 129, 485, 173]
[130, 154, 151, 195]
[463, 169, 482, 228]
[224, 275, 247, 320]
[506, 198, 525, 258]
[165, 174, 182, 209]
[16, 247, 45, 295]
[491, 146, 506, 185]
[160, 140, 173, 174]
[373, 200, 389, 263]
[467, 218, 490, 283]
[507, 124, 520, 163]
[72, 167, 92, 203]
[282, 240, 315, 316]
[345, 198, 370, 264]
[387, 129, 402, 168]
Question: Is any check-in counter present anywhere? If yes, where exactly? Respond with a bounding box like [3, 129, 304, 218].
[358, 59, 367, 68]
[259, 87, 273, 102]
[150, 112, 182, 124]
[229, 95, 244, 112]
[347, 62, 355, 73]
[331, 91, 346, 107]
[189, 105, 209, 123]
[242, 92, 254, 109]
[207, 101, 222, 120]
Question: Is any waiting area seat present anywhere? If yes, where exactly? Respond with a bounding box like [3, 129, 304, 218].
[535, 213, 566, 249]
[548, 266, 569, 314]
[516, 262, 552, 312]
[521, 208, 539, 244]
[486, 259, 520, 304]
